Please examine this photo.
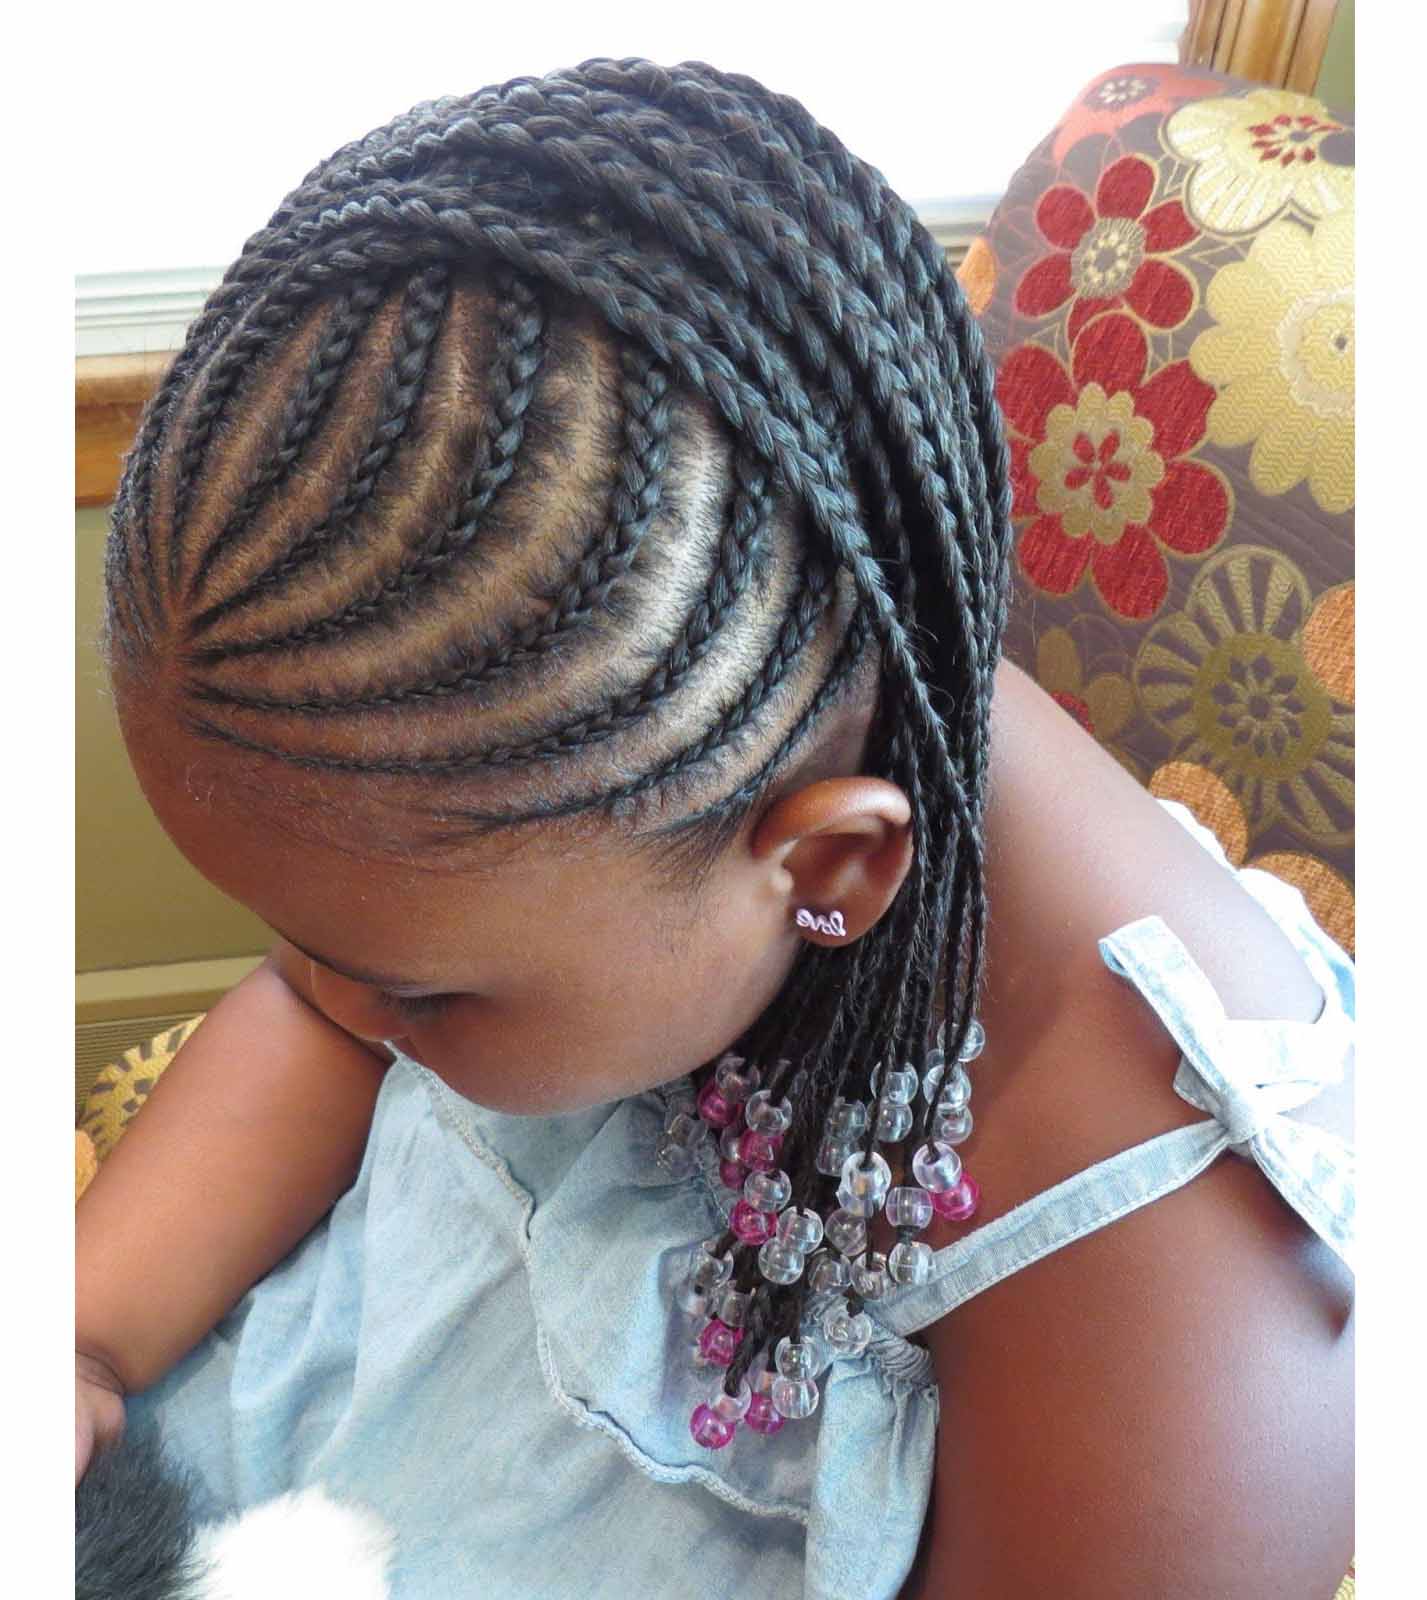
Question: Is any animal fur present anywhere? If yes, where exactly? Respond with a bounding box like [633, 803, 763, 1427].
[76, 1423, 394, 1598]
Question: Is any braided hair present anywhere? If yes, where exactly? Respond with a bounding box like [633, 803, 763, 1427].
[102, 57, 1013, 1401]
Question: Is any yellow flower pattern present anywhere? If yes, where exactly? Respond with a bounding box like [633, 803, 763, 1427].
[1164, 88, 1353, 233]
[1029, 385, 1165, 544]
[1190, 212, 1354, 513]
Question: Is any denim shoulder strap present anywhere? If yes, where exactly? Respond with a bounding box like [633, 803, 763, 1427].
[870, 911, 1355, 1342]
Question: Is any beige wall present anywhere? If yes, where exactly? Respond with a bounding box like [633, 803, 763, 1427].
[77, 505, 271, 973]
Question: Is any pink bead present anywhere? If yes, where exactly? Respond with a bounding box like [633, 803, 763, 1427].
[730, 1198, 778, 1246]
[737, 1128, 784, 1173]
[931, 1172, 981, 1222]
[698, 1318, 744, 1366]
[719, 1158, 748, 1191]
[697, 1082, 738, 1129]
[744, 1393, 786, 1436]
[690, 1403, 737, 1449]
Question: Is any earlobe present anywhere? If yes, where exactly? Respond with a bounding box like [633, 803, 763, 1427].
[758, 777, 914, 945]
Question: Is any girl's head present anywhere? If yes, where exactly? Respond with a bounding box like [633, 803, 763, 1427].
[104, 58, 1011, 1380]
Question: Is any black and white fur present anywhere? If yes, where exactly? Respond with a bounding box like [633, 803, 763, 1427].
[77, 1423, 394, 1599]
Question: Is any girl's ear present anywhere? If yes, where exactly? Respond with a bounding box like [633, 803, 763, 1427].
[750, 777, 915, 945]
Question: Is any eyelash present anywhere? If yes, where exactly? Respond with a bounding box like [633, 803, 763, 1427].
[379, 990, 454, 1021]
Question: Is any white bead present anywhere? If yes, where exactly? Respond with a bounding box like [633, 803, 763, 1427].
[937, 1065, 972, 1113]
[743, 1167, 792, 1212]
[745, 1089, 792, 1134]
[675, 1280, 710, 1319]
[771, 1375, 820, 1420]
[879, 1066, 919, 1106]
[911, 1140, 963, 1192]
[875, 1101, 914, 1142]
[816, 1134, 855, 1177]
[776, 1206, 824, 1253]
[837, 1150, 892, 1217]
[888, 1238, 933, 1285]
[957, 1020, 986, 1063]
[807, 1250, 852, 1294]
[714, 1054, 760, 1100]
[850, 1250, 891, 1300]
[758, 1238, 805, 1286]
[689, 1241, 734, 1290]
[717, 1287, 750, 1328]
[826, 1097, 868, 1136]
[932, 1106, 974, 1145]
[654, 1135, 697, 1179]
[884, 1186, 933, 1230]
[823, 1207, 869, 1256]
[822, 1302, 874, 1358]
[774, 1333, 831, 1380]
[708, 1375, 751, 1422]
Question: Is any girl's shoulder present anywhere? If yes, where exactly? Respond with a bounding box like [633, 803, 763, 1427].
[899, 663, 1354, 1597]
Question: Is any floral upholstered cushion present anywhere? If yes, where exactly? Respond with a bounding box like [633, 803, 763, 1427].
[959, 64, 1354, 953]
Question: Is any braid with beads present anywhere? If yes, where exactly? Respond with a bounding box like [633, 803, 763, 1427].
[102, 57, 1013, 1406]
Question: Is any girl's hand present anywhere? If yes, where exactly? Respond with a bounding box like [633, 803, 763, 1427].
[76, 1352, 126, 1484]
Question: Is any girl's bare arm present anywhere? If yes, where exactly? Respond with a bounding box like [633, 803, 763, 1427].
[76, 947, 389, 1397]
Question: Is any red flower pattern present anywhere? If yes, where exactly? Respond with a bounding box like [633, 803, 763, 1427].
[998, 313, 1231, 621]
[1015, 156, 1199, 342]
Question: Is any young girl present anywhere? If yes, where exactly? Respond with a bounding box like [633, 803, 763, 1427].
[76, 57, 1355, 1598]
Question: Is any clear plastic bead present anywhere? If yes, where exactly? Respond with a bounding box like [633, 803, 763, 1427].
[743, 1167, 792, 1213]
[920, 1049, 946, 1103]
[932, 1106, 974, 1146]
[815, 1134, 856, 1177]
[776, 1206, 824, 1253]
[745, 1089, 793, 1135]
[675, 1280, 710, 1319]
[717, 1287, 751, 1328]
[837, 1150, 892, 1217]
[758, 1237, 806, 1286]
[654, 1135, 697, 1180]
[850, 1250, 891, 1300]
[774, 1333, 831, 1380]
[807, 1250, 852, 1294]
[771, 1375, 820, 1420]
[690, 1241, 735, 1291]
[719, 1124, 745, 1162]
[957, 1019, 986, 1063]
[826, 1097, 868, 1137]
[714, 1054, 760, 1100]
[823, 1207, 869, 1257]
[875, 1101, 914, 1142]
[879, 1066, 918, 1106]
[708, 1375, 751, 1422]
[822, 1302, 873, 1358]
[669, 1106, 704, 1146]
[884, 1186, 934, 1231]
[911, 1140, 964, 1193]
[938, 1064, 972, 1114]
[888, 1238, 933, 1285]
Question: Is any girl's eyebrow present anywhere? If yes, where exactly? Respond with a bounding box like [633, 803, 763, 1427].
[274, 932, 428, 992]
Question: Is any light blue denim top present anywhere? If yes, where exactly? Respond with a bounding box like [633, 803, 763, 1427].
[129, 800, 1355, 1598]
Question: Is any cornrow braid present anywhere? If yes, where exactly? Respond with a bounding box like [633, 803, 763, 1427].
[103, 58, 1012, 1415]
[184, 270, 437, 608]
